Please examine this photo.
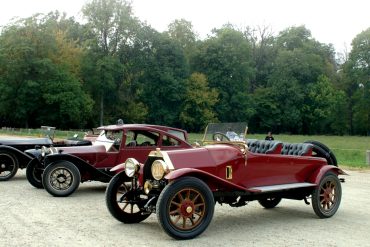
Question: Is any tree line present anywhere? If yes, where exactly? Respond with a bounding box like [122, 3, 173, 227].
[0, 0, 369, 135]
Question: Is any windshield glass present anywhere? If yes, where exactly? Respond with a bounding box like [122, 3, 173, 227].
[94, 130, 122, 151]
[202, 123, 248, 142]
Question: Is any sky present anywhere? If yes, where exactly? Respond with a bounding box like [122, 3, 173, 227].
[0, 0, 369, 53]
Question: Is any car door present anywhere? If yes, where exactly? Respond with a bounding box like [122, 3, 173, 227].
[118, 129, 159, 164]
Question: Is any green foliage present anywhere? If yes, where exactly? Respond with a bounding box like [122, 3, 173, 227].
[180, 73, 219, 132]
[341, 28, 370, 135]
[0, 4, 368, 136]
[0, 14, 92, 128]
[192, 26, 255, 122]
[141, 33, 188, 126]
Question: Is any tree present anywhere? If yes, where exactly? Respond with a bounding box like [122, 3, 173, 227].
[180, 73, 219, 132]
[264, 26, 338, 134]
[191, 26, 255, 122]
[0, 14, 93, 128]
[140, 33, 189, 127]
[341, 27, 370, 134]
[82, 0, 139, 125]
[167, 19, 197, 62]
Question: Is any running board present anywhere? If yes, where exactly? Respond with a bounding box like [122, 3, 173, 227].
[248, 182, 316, 193]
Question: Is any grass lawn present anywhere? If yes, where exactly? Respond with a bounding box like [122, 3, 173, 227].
[1, 128, 369, 168]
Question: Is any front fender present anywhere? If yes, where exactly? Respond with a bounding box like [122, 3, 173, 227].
[110, 163, 125, 173]
[165, 168, 247, 191]
[0, 145, 33, 168]
[308, 165, 348, 185]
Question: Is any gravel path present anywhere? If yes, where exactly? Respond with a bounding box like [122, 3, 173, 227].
[0, 169, 369, 247]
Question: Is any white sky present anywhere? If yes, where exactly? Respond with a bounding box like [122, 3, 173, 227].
[0, 0, 369, 53]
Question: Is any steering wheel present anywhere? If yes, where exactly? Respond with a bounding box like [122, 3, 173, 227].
[212, 132, 230, 141]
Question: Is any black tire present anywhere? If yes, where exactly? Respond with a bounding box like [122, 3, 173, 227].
[312, 172, 342, 218]
[0, 151, 19, 181]
[212, 132, 230, 141]
[26, 159, 44, 188]
[106, 172, 151, 224]
[156, 176, 215, 240]
[258, 197, 282, 209]
[305, 140, 338, 166]
[42, 161, 81, 197]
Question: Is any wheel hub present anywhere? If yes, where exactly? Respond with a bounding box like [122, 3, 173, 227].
[56, 174, 67, 183]
[1, 164, 5, 169]
[180, 200, 194, 217]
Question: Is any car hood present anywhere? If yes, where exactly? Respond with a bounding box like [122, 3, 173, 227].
[164, 144, 243, 170]
[0, 137, 52, 146]
[57, 145, 107, 154]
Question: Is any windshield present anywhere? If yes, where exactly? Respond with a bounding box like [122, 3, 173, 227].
[202, 123, 248, 142]
[94, 130, 122, 151]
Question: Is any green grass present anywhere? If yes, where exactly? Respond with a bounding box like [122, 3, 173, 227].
[1, 128, 369, 168]
[189, 133, 370, 168]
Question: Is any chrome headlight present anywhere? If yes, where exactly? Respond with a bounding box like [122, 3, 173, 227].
[151, 160, 168, 180]
[124, 158, 140, 177]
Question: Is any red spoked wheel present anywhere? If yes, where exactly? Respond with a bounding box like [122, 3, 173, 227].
[312, 172, 342, 218]
[157, 177, 214, 240]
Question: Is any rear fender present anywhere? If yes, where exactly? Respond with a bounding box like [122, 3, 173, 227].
[308, 165, 348, 185]
[165, 168, 247, 191]
[0, 145, 33, 168]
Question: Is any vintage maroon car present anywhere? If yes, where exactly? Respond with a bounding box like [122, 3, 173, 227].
[25, 124, 192, 197]
[105, 123, 346, 240]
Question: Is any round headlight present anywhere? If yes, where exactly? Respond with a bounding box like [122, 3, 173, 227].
[151, 160, 167, 180]
[124, 158, 139, 177]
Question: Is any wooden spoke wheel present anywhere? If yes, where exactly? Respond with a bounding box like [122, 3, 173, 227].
[312, 172, 342, 218]
[157, 177, 214, 240]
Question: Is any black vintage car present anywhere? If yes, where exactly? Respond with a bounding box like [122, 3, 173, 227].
[0, 127, 91, 181]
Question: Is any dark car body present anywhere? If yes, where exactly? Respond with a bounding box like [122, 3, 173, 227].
[26, 124, 193, 196]
[105, 123, 346, 240]
[0, 133, 91, 181]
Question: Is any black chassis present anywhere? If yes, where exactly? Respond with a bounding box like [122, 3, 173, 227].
[0, 137, 91, 181]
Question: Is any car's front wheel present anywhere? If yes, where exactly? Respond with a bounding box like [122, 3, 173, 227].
[312, 172, 342, 218]
[26, 159, 44, 188]
[42, 161, 81, 197]
[106, 172, 151, 223]
[156, 176, 215, 240]
[0, 151, 19, 181]
[258, 197, 282, 209]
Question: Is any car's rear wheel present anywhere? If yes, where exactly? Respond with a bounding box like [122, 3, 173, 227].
[42, 161, 80, 197]
[156, 177, 215, 240]
[0, 151, 19, 181]
[312, 172, 341, 218]
[258, 197, 282, 209]
[26, 159, 44, 188]
[106, 172, 151, 223]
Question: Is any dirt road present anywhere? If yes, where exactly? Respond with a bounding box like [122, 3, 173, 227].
[1, 169, 369, 247]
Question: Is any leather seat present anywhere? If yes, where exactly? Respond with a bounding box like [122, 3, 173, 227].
[247, 140, 282, 154]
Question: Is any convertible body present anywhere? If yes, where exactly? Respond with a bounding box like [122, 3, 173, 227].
[105, 123, 346, 240]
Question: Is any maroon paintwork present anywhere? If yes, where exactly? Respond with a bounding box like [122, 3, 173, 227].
[105, 137, 346, 240]
[162, 144, 340, 191]
[44, 124, 192, 181]
[25, 124, 193, 196]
